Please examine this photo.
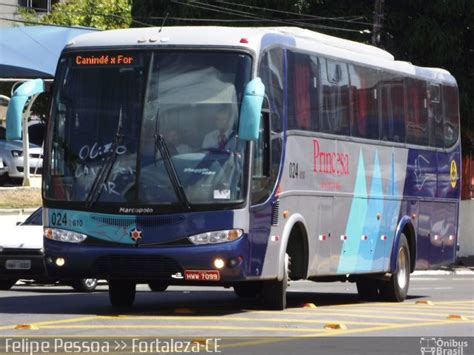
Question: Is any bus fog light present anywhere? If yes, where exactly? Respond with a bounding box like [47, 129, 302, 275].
[213, 258, 225, 269]
[228, 256, 243, 268]
[55, 257, 65, 267]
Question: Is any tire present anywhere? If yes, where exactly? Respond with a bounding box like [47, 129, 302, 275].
[109, 280, 136, 308]
[148, 282, 168, 292]
[379, 233, 411, 302]
[71, 279, 98, 292]
[234, 282, 261, 298]
[0, 279, 17, 290]
[261, 253, 289, 310]
[356, 277, 379, 301]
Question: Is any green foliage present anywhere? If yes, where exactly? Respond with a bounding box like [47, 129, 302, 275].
[133, 0, 473, 149]
[384, 0, 474, 145]
[22, 0, 132, 30]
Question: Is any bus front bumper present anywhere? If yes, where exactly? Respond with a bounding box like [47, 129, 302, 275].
[44, 236, 251, 284]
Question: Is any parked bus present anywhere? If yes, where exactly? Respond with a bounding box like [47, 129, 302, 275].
[37, 27, 460, 310]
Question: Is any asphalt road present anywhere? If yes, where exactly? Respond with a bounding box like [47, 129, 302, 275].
[0, 273, 472, 354]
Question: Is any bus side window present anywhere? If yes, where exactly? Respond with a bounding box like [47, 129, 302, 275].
[349, 64, 379, 139]
[428, 83, 443, 148]
[378, 72, 405, 143]
[320, 58, 350, 136]
[443, 85, 459, 147]
[287, 51, 313, 131]
[251, 111, 271, 205]
[405, 78, 428, 146]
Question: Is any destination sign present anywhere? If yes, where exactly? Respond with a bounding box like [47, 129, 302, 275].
[73, 53, 139, 67]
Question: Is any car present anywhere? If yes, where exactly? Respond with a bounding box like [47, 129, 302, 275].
[0, 156, 7, 177]
[0, 207, 98, 292]
[0, 125, 43, 182]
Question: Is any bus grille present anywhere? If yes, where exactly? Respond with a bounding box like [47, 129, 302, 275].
[271, 200, 280, 226]
[93, 255, 182, 278]
[91, 215, 185, 228]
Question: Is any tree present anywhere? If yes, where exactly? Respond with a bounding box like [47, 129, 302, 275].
[383, 0, 474, 148]
[132, 0, 473, 148]
[22, 0, 132, 30]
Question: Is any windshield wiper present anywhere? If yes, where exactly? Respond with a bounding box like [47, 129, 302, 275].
[154, 132, 191, 211]
[85, 107, 124, 208]
[152, 105, 190, 210]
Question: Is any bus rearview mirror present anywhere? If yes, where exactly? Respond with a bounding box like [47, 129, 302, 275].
[238, 77, 265, 141]
[6, 79, 45, 141]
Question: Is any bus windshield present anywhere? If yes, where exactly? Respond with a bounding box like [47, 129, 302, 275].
[45, 50, 252, 209]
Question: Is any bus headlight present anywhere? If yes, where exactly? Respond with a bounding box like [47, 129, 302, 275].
[188, 229, 243, 245]
[44, 228, 87, 243]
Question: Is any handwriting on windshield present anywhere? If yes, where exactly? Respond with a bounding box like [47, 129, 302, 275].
[75, 149, 136, 196]
[79, 143, 127, 161]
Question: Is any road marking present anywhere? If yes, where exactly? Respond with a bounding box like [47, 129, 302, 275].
[300, 310, 445, 322]
[38, 324, 328, 333]
[306, 319, 474, 337]
[94, 315, 389, 326]
[0, 316, 99, 330]
[354, 305, 474, 314]
[221, 319, 474, 349]
[251, 308, 463, 318]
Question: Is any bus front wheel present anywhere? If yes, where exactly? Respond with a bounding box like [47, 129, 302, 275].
[379, 233, 411, 302]
[109, 280, 136, 308]
[234, 282, 261, 298]
[261, 253, 289, 310]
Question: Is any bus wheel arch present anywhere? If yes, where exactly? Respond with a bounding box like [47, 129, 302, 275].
[286, 221, 309, 280]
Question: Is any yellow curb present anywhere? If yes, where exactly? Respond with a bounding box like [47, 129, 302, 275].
[447, 314, 468, 320]
[15, 324, 39, 330]
[324, 323, 347, 330]
[416, 300, 434, 305]
[174, 308, 194, 314]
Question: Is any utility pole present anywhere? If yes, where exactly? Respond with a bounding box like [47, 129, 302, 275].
[372, 0, 384, 47]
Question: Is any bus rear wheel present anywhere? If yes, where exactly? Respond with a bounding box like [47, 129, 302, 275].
[356, 277, 379, 301]
[261, 253, 289, 310]
[379, 233, 410, 302]
[109, 280, 136, 308]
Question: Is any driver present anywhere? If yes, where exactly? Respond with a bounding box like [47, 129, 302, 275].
[202, 107, 236, 150]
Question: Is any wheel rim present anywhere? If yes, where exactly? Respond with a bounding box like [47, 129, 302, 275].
[84, 279, 97, 288]
[397, 247, 409, 290]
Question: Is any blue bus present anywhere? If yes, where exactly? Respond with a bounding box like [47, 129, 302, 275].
[36, 27, 460, 309]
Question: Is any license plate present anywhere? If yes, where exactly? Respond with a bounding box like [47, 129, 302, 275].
[184, 270, 220, 281]
[6, 259, 31, 270]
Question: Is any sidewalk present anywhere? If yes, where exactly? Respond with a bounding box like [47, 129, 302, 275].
[413, 265, 474, 276]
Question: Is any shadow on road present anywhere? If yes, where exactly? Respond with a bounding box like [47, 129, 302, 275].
[0, 286, 428, 318]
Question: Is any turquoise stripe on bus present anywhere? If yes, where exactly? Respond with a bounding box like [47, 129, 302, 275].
[359, 151, 383, 272]
[337, 150, 367, 273]
[47, 209, 137, 245]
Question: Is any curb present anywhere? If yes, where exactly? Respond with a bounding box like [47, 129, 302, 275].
[0, 208, 38, 216]
[412, 268, 474, 276]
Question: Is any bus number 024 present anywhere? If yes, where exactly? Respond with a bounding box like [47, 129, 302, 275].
[51, 212, 68, 227]
[289, 162, 305, 180]
[289, 162, 299, 179]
